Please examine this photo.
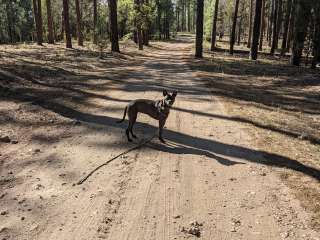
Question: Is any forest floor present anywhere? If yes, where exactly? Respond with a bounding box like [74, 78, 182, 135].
[0, 34, 320, 240]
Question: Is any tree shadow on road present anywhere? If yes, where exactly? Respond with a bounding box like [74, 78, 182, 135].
[15, 97, 320, 182]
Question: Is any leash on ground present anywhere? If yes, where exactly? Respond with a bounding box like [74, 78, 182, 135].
[77, 133, 156, 185]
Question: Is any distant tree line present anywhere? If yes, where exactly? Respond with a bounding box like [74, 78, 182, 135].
[0, 0, 319, 67]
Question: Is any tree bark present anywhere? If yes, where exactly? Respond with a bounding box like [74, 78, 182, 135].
[286, 0, 295, 50]
[135, 0, 143, 50]
[259, 0, 265, 51]
[270, 0, 278, 54]
[290, 0, 311, 65]
[177, 9, 180, 32]
[247, 0, 253, 48]
[61, 9, 65, 40]
[32, 0, 43, 45]
[75, 0, 84, 46]
[6, 2, 14, 43]
[195, 0, 204, 58]
[210, 0, 219, 51]
[142, 0, 150, 45]
[268, 0, 274, 46]
[156, 0, 161, 38]
[237, 2, 244, 46]
[187, 0, 191, 32]
[108, 0, 120, 52]
[280, 0, 292, 55]
[275, 0, 282, 50]
[181, 0, 185, 31]
[250, 0, 263, 60]
[311, 4, 320, 68]
[46, 0, 54, 44]
[63, 0, 72, 48]
[230, 0, 240, 55]
[93, 0, 98, 44]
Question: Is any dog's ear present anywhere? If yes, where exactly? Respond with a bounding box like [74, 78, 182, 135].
[172, 90, 177, 98]
[163, 90, 168, 96]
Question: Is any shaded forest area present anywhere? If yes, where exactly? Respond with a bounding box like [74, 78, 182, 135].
[0, 0, 319, 67]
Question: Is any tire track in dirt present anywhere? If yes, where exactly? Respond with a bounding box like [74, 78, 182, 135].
[102, 48, 188, 240]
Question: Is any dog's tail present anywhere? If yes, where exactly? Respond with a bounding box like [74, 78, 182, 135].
[116, 106, 127, 123]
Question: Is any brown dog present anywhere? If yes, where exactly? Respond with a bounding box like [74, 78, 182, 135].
[117, 90, 177, 143]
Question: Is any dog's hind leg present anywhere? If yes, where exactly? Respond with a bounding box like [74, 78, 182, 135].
[129, 115, 137, 139]
[126, 127, 132, 142]
[126, 109, 137, 142]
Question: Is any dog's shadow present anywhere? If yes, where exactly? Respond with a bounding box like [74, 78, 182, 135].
[146, 141, 244, 166]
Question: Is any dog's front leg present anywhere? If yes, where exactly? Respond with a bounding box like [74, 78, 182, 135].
[158, 118, 167, 143]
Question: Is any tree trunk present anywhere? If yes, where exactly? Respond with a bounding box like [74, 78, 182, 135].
[210, 0, 219, 51]
[270, 0, 278, 54]
[157, 0, 161, 38]
[311, 4, 320, 68]
[250, 0, 263, 60]
[143, 31, 149, 45]
[193, 3, 196, 32]
[275, 0, 282, 50]
[75, 0, 83, 46]
[280, 0, 292, 55]
[135, 0, 143, 50]
[187, 0, 191, 32]
[237, 3, 244, 46]
[247, 0, 253, 48]
[268, 0, 274, 46]
[6, 2, 14, 43]
[93, 0, 98, 44]
[32, 0, 43, 45]
[290, 0, 311, 65]
[177, 9, 180, 32]
[266, 8, 269, 43]
[63, 0, 72, 48]
[166, 9, 170, 39]
[46, 0, 54, 44]
[259, 0, 265, 51]
[142, 0, 150, 45]
[286, 0, 295, 51]
[195, 0, 204, 58]
[181, 0, 185, 31]
[108, 0, 120, 52]
[61, 9, 65, 40]
[230, 0, 240, 55]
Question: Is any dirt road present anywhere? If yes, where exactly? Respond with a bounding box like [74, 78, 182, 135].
[1, 36, 319, 240]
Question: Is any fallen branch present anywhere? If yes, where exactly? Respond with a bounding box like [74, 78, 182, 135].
[77, 133, 156, 185]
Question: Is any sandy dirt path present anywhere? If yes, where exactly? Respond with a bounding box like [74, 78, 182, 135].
[1, 36, 319, 240]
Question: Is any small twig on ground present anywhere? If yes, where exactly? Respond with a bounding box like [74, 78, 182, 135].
[77, 133, 156, 185]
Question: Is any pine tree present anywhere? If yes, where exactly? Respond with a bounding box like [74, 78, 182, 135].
[210, 0, 219, 51]
[290, 0, 311, 65]
[250, 0, 263, 60]
[108, 0, 120, 52]
[195, 0, 204, 58]
[63, 0, 72, 48]
[230, 0, 240, 55]
[32, 0, 43, 45]
[75, 0, 83, 46]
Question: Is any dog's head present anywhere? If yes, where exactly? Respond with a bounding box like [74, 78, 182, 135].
[162, 90, 177, 107]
